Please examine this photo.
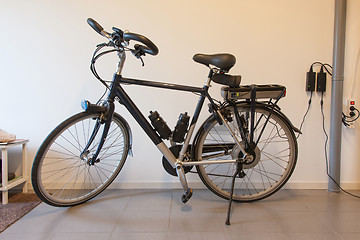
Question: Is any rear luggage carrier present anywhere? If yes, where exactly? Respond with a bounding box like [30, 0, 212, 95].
[221, 84, 286, 101]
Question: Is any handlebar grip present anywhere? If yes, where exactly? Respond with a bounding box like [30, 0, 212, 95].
[123, 32, 159, 56]
[87, 18, 104, 35]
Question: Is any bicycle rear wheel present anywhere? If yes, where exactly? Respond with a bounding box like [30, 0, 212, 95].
[194, 103, 297, 202]
[31, 112, 130, 207]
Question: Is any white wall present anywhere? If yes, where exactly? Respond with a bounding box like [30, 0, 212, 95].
[0, 0, 359, 189]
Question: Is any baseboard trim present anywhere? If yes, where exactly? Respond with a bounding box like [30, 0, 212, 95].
[90, 181, 360, 190]
[24, 181, 360, 191]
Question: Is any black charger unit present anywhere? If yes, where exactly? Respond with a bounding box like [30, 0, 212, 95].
[306, 71, 316, 92]
[316, 69, 327, 92]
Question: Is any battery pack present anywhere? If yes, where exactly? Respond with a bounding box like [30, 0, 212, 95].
[221, 84, 286, 101]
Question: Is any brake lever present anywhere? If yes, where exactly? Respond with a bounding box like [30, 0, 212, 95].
[130, 48, 145, 66]
[112, 27, 124, 36]
[139, 56, 145, 66]
[96, 43, 108, 47]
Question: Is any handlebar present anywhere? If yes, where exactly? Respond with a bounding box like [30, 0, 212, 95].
[87, 18, 105, 35]
[87, 18, 158, 56]
[123, 32, 159, 56]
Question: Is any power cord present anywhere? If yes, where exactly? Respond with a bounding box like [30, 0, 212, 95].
[296, 92, 313, 139]
[304, 62, 360, 198]
[311, 63, 359, 126]
[310, 62, 333, 76]
[320, 93, 360, 198]
[342, 106, 360, 127]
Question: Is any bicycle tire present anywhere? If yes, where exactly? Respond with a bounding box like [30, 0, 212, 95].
[194, 103, 297, 202]
[31, 112, 130, 207]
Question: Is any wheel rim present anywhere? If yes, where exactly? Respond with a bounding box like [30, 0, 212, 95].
[36, 113, 128, 205]
[196, 106, 296, 202]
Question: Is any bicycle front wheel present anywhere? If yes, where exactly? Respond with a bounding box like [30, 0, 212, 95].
[32, 112, 130, 207]
[194, 103, 297, 202]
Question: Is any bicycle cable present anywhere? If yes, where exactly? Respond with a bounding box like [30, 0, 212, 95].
[191, 92, 222, 105]
[90, 43, 123, 91]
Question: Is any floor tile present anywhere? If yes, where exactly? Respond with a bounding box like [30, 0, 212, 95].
[73, 189, 131, 212]
[3, 204, 69, 234]
[168, 232, 230, 240]
[109, 232, 168, 240]
[0, 233, 53, 240]
[315, 212, 360, 233]
[270, 211, 334, 233]
[124, 189, 173, 212]
[224, 203, 283, 232]
[338, 233, 360, 240]
[55, 209, 119, 233]
[228, 232, 288, 240]
[172, 189, 229, 214]
[2, 189, 359, 240]
[168, 210, 225, 232]
[284, 232, 343, 240]
[113, 211, 170, 233]
[51, 232, 112, 240]
[260, 198, 309, 212]
[292, 191, 360, 213]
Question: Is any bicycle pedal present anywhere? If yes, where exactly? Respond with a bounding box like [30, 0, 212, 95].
[238, 170, 246, 178]
[181, 188, 193, 203]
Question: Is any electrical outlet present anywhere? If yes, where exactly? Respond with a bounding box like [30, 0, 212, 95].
[349, 100, 356, 115]
[347, 100, 355, 113]
[345, 100, 356, 128]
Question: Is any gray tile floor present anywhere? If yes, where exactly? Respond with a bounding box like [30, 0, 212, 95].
[2, 189, 360, 240]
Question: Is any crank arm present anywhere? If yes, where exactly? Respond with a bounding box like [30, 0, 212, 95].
[175, 162, 193, 203]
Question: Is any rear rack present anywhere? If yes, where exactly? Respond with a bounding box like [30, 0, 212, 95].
[221, 84, 286, 101]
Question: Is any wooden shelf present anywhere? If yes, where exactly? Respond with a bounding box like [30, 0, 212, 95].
[1, 139, 29, 204]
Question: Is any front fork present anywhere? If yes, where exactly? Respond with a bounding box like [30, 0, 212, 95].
[80, 101, 115, 165]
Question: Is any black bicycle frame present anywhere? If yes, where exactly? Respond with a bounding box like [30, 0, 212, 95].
[108, 73, 212, 168]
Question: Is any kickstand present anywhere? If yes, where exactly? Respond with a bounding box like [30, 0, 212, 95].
[225, 160, 243, 225]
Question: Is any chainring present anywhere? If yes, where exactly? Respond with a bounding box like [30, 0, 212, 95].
[162, 145, 193, 176]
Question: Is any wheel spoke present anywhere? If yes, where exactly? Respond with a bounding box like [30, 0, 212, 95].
[195, 105, 297, 202]
[32, 113, 129, 206]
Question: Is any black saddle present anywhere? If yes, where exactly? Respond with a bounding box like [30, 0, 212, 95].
[193, 53, 236, 72]
[193, 53, 241, 87]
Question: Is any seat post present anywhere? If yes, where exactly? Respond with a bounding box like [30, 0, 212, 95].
[204, 69, 214, 87]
